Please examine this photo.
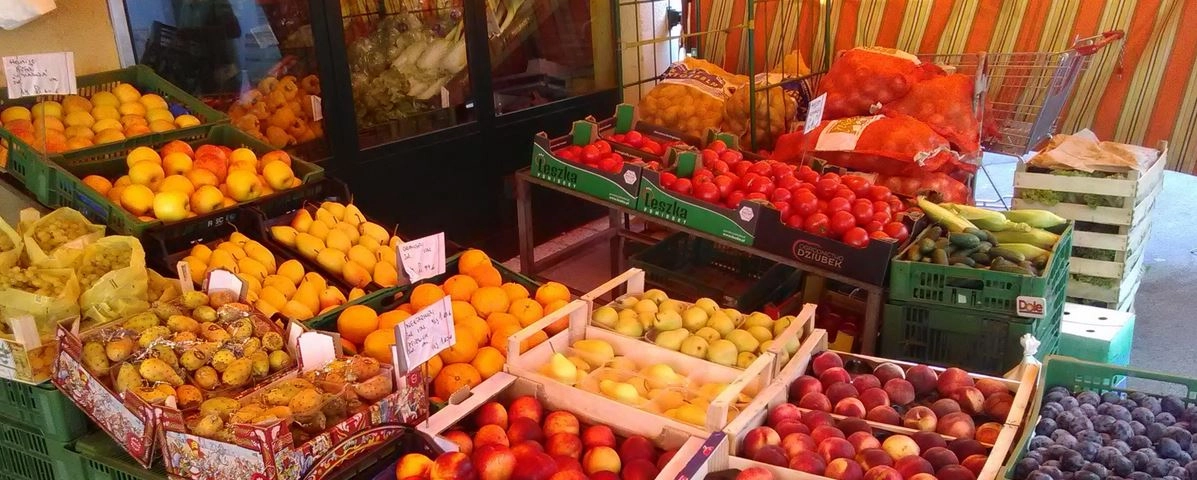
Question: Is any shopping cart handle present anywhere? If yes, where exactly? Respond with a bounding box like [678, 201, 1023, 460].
[1075, 30, 1125, 55]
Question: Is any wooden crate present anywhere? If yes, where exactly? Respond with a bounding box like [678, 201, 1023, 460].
[505, 299, 773, 437]
[1013, 142, 1167, 311]
[418, 372, 708, 480]
[581, 268, 818, 379]
[718, 328, 1040, 480]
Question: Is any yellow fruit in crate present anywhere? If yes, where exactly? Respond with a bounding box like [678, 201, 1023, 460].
[64, 137, 92, 150]
[119, 102, 147, 117]
[270, 226, 298, 247]
[65, 126, 94, 140]
[320, 201, 345, 219]
[64, 111, 95, 129]
[162, 152, 193, 175]
[459, 249, 491, 275]
[190, 185, 224, 214]
[307, 219, 331, 241]
[63, 95, 92, 113]
[359, 222, 388, 244]
[281, 300, 314, 320]
[293, 233, 322, 260]
[259, 286, 288, 309]
[262, 161, 294, 191]
[238, 258, 270, 282]
[225, 170, 262, 202]
[190, 244, 213, 262]
[127, 146, 161, 167]
[152, 191, 190, 222]
[302, 272, 327, 292]
[319, 286, 346, 310]
[229, 148, 257, 165]
[348, 288, 365, 301]
[107, 186, 125, 203]
[377, 247, 396, 267]
[346, 245, 376, 271]
[471, 346, 504, 379]
[92, 105, 120, 121]
[315, 248, 347, 273]
[120, 184, 155, 216]
[293, 283, 321, 314]
[324, 229, 352, 253]
[158, 175, 194, 195]
[31, 101, 62, 119]
[140, 94, 168, 110]
[149, 120, 175, 133]
[91, 91, 119, 108]
[290, 209, 313, 232]
[176, 115, 201, 128]
[82, 175, 112, 195]
[216, 242, 246, 259]
[277, 260, 304, 285]
[120, 115, 148, 128]
[185, 168, 218, 188]
[113, 83, 141, 103]
[184, 256, 207, 280]
[333, 223, 360, 244]
[245, 242, 276, 270]
[145, 108, 174, 124]
[343, 204, 365, 226]
[373, 262, 398, 287]
[1, 106, 32, 123]
[263, 275, 296, 296]
[342, 261, 371, 289]
[125, 124, 152, 137]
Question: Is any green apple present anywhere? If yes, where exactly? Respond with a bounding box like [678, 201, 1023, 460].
[659, 299, 685, 314]
[737, 351, 758, 368]
[708, 311, 735, 336]
[743, 312, 773, 329]
[614, 317, 644, 337]
[694, 326, 722, 344]
[680, 335, 709, 358]
[634, 299, 659, 314]
[706, 339, 738, 366]
[681, 306, 709, 331]
[642, 289, 668, 303]
[653, 328, 688, 351]
[725, 329, 760, 353]
[747, 326, 773, 343]
[653, 310, 683, 331]
[592, 306, 618, 328]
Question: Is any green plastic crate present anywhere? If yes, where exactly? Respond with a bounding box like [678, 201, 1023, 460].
[0, 65, 227, 207]
[74, 431, 166, 480]
[0, 379, 89, 443]
[889, 224, 1073, 316]
[879, 298, 1062, 377]
[51, 125, 323, 238]
[0, 421, 85, 480]
[1004, 355, 1197, 479]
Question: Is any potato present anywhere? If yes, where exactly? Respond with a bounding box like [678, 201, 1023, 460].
[288, 388, 323, 417]
[166, 315, 200, 334]
[200, 322, 231, 342]
[105, 337, 135, 362]
[139, 357, 184, 386]
[353, 373, 393, 402]
[193, 366, 220, 390]
[249, 351, 270, 377]
[268, 350, 293, 372]
[82, 342, 110, 376]
[210, 349, 237, 373]
[199, 397, 240, 419]
[222, 358, 253, 387]
[122, 312, 160, 333]
[261, 332, 284, 352]
[138, 326, 171, 348]
[192, 414, 224, 437]
[227, 319, 253, 340]
[114, 363, 143, 394]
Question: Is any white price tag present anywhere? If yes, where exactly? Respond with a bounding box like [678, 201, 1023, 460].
[3, 53, 77, 99]
[205, 269, 245, 300]
[397, 232, 446, 283]
[394, 296, 455, 372]
[175, 261, 195, 293]
[0, 341, 15, 381]
[309, 95, 323, 122]
[804, 93, 826, 134]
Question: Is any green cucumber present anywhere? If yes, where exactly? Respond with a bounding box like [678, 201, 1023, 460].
[989, 247, 1026, 263]
[949, 233, 981, 249]
[932, 249, 949, 265]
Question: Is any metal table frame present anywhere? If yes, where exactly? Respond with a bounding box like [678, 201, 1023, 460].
[515, 168, 888, 354]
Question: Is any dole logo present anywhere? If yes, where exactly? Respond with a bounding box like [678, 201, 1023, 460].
[1016, 296, 1046, 318]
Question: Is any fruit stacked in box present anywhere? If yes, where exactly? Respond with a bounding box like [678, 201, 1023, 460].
[267, 200, 404, 289]
[604, 130, 685, 158]
[909, 202, 1069, 275]
[227, 75, 325, 149]
[552, 138, 660, 175]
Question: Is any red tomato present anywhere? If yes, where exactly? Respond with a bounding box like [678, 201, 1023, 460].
[776, 175, 801, 190]
[771, 188, 792, 203]
[804, 213, 831, 237]
[746, 192, 768, 201]
[725, 191, 746, 208]
[784, 213, 806, 229]
[672, 178, 693, 194]
[744, 176, 774, 195]
[581, 145, 602, 164]
[712, 175, 735, 198]
[709, 160, 730, 174]
[792, 191, 819, 217]
[701, 149, 719, 164]
[694, 182, 720, 203]
[708, 140, 728, 152]
[867, 185, 892, 202]
[834, 187, 857, 203]
[660, 172, 677, 188]
[609, 133, 626, 143]
[816, 199, 828, 214]
[643, 140, 663, 155]
[557, 150, 578, 161]
[771, 163, 794, 179]
[820, 172, 841, 184]
[888, 197, 905, 212]
[842, 227, 870, 248]
[872, 211, 892, 224]
[883, 222, 910, 242]
[863, 220, 884, 233]
[749, 161, 774, 176]
[594, 140, 612, 154]
[771, 201, 791, 218]
[815, 179, 840, 199]
[625, 131, 644, 147]
[598, 155, 621, 173]
[797, 166, 820, 184]
[733, 160, 753, 177]
[851, 200, 874, 225]
[692, 169, 714, 184]
[869, 230, 892, 241]
[841, 175, 870, 195]
[719, 150, 743, 164]
[873, 201, 892, 218]
[830, 211, 857, 236]
[826, 197, 851, 214]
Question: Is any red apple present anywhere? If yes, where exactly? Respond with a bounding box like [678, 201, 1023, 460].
[618, 435, 656, 464]
[852, 374, 882, 392]
[781, 433, 817, 458]
[775, 420, 810, 439]
[768, 403, 803, 428]
[820, 368, 852, 389]
[883, 379, 916, 406]
[859, 388, 891, 411]
[866, 405, 901, 426]
[799, 392, 833, 412]
[873, 363, 905, 384]
[790, 375, 824, 399]
[937, 413, 976, 440]
[936, 368, 974, 397]
[753, 445, 789, 467]
[864, 465, 903, 480]
[856, 448, 894, 470]
[507, 418, 544, 444]
[905, 366, 938, 396]
[834, 398, 867, 418]
[903, 406, 938, 432]
[475, 424, 510, 448]
[736, 466, 776, 480]
[818, 437, 857, 462]
[445, 430, 475, 456]
[894, 455, 934, 479]
[742, 427, 782, 458]
[827, 383, 861, 405]
[788, 450, 827, 475]
[621, 459, 659, 480]
[881, 434, 921, 460]
[847, 431, 881, 452]
[511, 452, 556, 480]
[922, 446, 960, 471]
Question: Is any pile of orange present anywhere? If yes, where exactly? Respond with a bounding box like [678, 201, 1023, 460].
[333, 248, 571, 400]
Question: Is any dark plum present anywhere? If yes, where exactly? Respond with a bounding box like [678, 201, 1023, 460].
[1031, 436, 1055, 450]
[1047, 445, 1073, 460]
[1037, 418, 1059, 436]
[1043, 403, 1065, 420]
[1093, 415, 1117, 433]
[1126, 472, 1152, 480]
[1129, 392, 1150, 404]
[1174, 451, 1192, 465]
[1129, 435, 1153, 450]
[1150, 423, 1169, 442]
[1131, 421, 1147, 436]
[1077, 430, 1103, 443]
[1134, 408, 1157, 425]
[1102, 391, 1124, 404]
[1043, 460, 1060, 468]
[1117, 399, 1139, 411]
[1142, 397, 1163, 415]
[1060, 397, 1080, 411]
[1165, 426, 1194, 450]
[1164, 476, 1183, 480]
[1095, 447, 1122, 465]
[1159, 438, 1184, 460]
[1108, 405, 1133, 422]
[1060, 451, 1086, 471]
[1148, 458, 1173, 477]
[1183, 406, 1197, 422]
[1162, 396, 1187, 417]
[1112, 421, 1135, 441]
[1110, 440, 1132, 454]
[1057, 412, 1082, 431]
[1128, 450, 1153, 471]
[1028, 450, 1046, 463]
[1071, 471, 1099, 480]
[1075, 441, 1100, 461]
[1047, 387, 1071, 399]
[1082, 462, 1108, 477]
[1185, 460, 1197, 479]
[1052, 430, 1079, 449]
[1078, 404, 1098, 417]
[1160, 413, 1179, 426]
[1070, 418, 1094, 435]
[1077, 391, 1101, 406]
[1015, 458, 1041, 480]
[1027, 472, 1054, 480]
[1109, 455, 1135, 476]
[1039, 465, 1064, 480]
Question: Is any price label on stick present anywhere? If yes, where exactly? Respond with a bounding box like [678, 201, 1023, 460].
[398, 232, 446, 283]
[804, 93, 826, 134]
[3, 53, 77, 99]
[393, 296, 455, 372]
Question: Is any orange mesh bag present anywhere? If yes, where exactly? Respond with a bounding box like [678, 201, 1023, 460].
[875, 172, 972, 204]
[773, 114, 975, 177]
[818, 47, 931, 119]
[883, 74, 981, 153]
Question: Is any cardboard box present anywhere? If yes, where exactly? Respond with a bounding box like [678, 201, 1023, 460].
[0, 327, 60, 385]
[594, 103, 702, 157]
[1059, 302, 1135, 366]
[635, 149, 764, 246]
[530, 120, 654, 209]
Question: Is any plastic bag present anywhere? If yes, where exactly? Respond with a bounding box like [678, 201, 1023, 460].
[0, 216, 22, 271]
[147, 269, 182, 304]
[883, 74, 981, 153]
[640, 57, 748, 139]
[773, 115, 973, 177]
[20, 208, 104, 268]
[77, 236, 149, 324]
[0, 0, 56, 30]
[0, 267, 81, 336]
[725, 73, 799, 149]
[818, 47, 932, 119]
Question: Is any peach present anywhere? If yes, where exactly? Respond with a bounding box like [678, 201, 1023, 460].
[881, 435, 920, 460]
[511, 441, 545, 461]
[835, 398, 867, 418]
[445, 430, 475, 455]
[852, 374, 882, 392]
[476, 401, 509, 429]
[910, 432, 947, 452]
[827, 383, 860, 404]
[590, 473, 619, 480]
[473, 445, 516, 480]
[768, 403, 803, 428]
[813, 351, 844, 376]
[866, 405, 901, 425]
[848, 431, 881, 452]
[553, 455, 583, 472]
[742, 427, 782, 458]
[903, 406, 938, 432]
[860, 388, 890, 411]
[547, 471, 587, 480]
[657, 449, 678, 470]
[930, 399, 961, 418]
[949, 387, 985, 415]
[582, 446, 621, 475]
[873, 363, 905, 384]
[820, 368, 852, 389]
[619, 435, 657, 464]
[936, 413, 975, 439]
[983, 393, 1012, 420]
[856, 448, 894, 470]
[826, 458, 866, 480]
[509, 396, 544, 423]
[776, 420, 810, 438]
[543, 411, 580, 437]
[894, 455, 934, 479]
[883, 379, 916, 405]
[582, 425, 617, 449]
[621, 459, 659, 480]
[753, 445, 789, 467]
[546, 433, 583, 459]
[736, 467, 776, 480]
[922, 446, 959, 471]
[811, 425, 846, 444]
[475, 424, 510, 448]
[397, 453, 435, 479]
[960, 454, 987, 475]
[975, 422, 1002, 444]
[802, 410, 836, 429]
[838, 418, 872, 436]
[781, 433, 817, 458]
[974, 378, 1007, 398]
[430, 452, 476, 480]
[507, 418, 544, 444]
[946, 439, 984, 460]
[936, 464, 977, 480]
[511, 452, 556, 480]
[908, 474, 938, 480]
[791, 375, 824, 399]
[864, 465, 903, 480]
[818, 437, 857, 462]
[936, 368, 974, 397]
[798, 392, 833, 412]
[788, 450, 827, 475]
[905, 365, 938, 396]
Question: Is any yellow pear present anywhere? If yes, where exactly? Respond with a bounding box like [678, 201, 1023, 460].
[293, 282, 321, 313]
[377, 247, 396, 267]
[358, 235, 381, 253]
[319, 286, 346, 310]
[277, 260, 304, 285]
[208, 249, 238, 273]
[320, 201, 346, 220]
[389, 236, 401, 249]
[302, 272, 327, 292]
[280, 300, 314, 320]
[342, 261, 372, 288]
[333, 223, 360, 243]
[237, 273, 262, 296]
[315, 248, 348, 273]
[314, 207, 336, 226]
[255, 299, 280, 319]
[343, 204, 365, 226]
[359, 222, 389, 244]
[290, 209, 314, 232]
[259, 286, 289, 309]
[183, 256, 207, 283]
[244, 242, 277, 273]
[270, 226, 298, 247]
[262, 275, 297, 297]
[307, 220, 331, 241]
[373, 261, 398, 287]
[348, 288, 365, 301]
[237, 258, 270, 282]
[325, 229, 352, 253]
[346, 245, 377, 271]
[294, 233, 323, 260]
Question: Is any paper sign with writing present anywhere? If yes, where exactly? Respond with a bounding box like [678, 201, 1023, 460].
[804, 93, 826, 134]
[297, 331, 337, 372]
[393, 296, 455, 372]
[175, 261, 195, 292]
[398, 232, 445, 283]
[3, 53, 77, 99]
[205, 269, 246, 300]
[309, 95, 323, 121]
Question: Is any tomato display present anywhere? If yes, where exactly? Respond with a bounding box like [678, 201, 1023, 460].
[605, 130, 684, 156]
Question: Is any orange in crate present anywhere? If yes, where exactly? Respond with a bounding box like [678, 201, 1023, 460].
[434, 363, 482, 399]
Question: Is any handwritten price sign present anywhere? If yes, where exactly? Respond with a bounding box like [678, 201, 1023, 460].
[393, 296, 455, 372]
[398, 232, 446, 283]
[3, 53, 77, 99]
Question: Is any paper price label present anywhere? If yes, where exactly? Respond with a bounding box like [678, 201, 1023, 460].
[3, 53, 77, 99]
[398, 232, 446, 283]
[205, 269, 246, 301]
[804, 93, 826, 134]
[309, 95, 323, 121]
[175, 261, 195, 292]
[394, 296, 455, 372]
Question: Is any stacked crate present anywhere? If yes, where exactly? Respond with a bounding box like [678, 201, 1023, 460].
[1013, 142, 1166, 312]
[0, 380, 92, 480]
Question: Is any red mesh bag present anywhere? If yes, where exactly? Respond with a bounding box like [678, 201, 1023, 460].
[875, 172, 972, 204]
[773, 114, 977, 177]
[882, 74, 981, 153]
[818, 47, 932, 118]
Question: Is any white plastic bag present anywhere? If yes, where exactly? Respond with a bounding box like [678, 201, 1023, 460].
[0, 0, 56, 30]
